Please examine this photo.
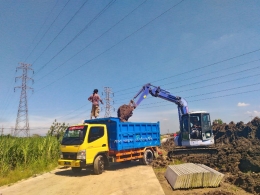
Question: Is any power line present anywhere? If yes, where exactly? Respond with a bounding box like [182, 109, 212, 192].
[31, 0, 89, 67]
[34, 0, 116, 75]
[33, 0, 184, 92]
[135, 88, 260, 110]
[21, 0, 60, 62]
[29, 60, 260, 120]
[185, 82, 260, 98]
[175, 72, 260, 94]
[165, 65, 260, 90]
[36, 0, 148, 82]
[24, 0, 71, 62]
[113, 48, 260, 94]
[112, 61, 260, 101]
[38, 82, 260, 128]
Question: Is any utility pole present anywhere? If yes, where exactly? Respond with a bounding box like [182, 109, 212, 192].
[14, 63, 34, 137]
[102, 87, 115, 117]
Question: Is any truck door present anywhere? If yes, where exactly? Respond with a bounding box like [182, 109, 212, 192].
[86, 125, 108, 164]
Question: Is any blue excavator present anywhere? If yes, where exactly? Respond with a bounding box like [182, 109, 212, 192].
[119, 83, 216, 156]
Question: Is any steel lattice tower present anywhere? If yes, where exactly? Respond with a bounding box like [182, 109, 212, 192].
[103, 87, 114, 117]
[14, 63, 34, 137]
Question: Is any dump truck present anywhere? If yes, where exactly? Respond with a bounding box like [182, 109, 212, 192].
[58, 117, 161, 174]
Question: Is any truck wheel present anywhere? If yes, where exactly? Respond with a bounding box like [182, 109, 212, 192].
[140, 149, 154, 165]
[71, 167, 82, 173]
[94, 155, 105, 175]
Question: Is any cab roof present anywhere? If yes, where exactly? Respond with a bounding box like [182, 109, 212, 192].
[189, 111, 208, 114]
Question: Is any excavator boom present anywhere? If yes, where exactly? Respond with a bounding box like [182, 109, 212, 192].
[132, 83, 189, 125]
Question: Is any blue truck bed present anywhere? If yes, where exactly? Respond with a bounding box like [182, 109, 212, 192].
[84, 117, 161, 151]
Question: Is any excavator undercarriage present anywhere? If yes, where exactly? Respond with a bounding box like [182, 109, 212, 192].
[167, 146, 218, 158]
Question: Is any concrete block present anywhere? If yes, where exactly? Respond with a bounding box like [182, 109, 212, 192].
[164, 163, 224, 190]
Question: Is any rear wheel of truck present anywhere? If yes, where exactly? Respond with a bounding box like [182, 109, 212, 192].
[71, 167, 82, 173]
[140, 149, 154, 165]
[94, 155, 105, 175]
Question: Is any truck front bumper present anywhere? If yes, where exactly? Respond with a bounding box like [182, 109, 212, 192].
[58, 159, 86, 167]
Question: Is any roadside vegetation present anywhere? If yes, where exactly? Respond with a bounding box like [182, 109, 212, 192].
[0, 120, 68, 187]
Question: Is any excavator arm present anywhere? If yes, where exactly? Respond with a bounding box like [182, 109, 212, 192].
[132, 83, 189, 124]
[117, 83, 189, 123]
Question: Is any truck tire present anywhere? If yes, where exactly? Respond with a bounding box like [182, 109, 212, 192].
[140, 149, 154, 165]
[71, 167, 82, 173]
[94, 155, 105, 175]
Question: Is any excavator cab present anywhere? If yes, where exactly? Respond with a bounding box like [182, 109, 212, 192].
[176, 111, 214, 147]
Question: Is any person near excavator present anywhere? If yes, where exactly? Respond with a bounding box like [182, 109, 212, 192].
[88, 89, 103, 119]
[190, 117, 201, 139]
[191, 117, 201, 129]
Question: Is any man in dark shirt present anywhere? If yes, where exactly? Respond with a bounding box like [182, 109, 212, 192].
[190, 117, 201, 139]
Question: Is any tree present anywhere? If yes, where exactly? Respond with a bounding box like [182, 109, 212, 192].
[213, 119, 223, 125]
[47, 119, 69, 140]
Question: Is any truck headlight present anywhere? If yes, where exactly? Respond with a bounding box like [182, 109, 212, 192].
[77, 150, 86, 160]
[60, 151, 63, 159]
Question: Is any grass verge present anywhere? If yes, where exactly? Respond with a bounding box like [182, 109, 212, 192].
[0, 161, 59, 187]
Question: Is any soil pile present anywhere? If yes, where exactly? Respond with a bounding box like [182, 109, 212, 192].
[203, 191, 235, 195]
[157, 117, 260, 194]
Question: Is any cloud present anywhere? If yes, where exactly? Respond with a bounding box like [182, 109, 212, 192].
[253, 111, 260, 115]
[245, 111, 260, 116]
[238, 102, 250, 107]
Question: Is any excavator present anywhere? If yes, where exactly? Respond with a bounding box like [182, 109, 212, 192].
[117, 83, 217, 157]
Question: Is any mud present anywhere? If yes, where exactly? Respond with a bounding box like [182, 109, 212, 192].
[156, 117, 260, 195]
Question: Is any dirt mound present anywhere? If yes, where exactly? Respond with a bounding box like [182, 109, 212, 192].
[158, 117, 260, 194]
[203, 191, 235, 195]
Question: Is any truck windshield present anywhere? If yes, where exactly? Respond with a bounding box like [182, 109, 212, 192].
[61, 126, 88, 145]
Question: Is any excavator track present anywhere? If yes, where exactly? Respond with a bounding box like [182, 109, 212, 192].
[167, 147, 218, 158]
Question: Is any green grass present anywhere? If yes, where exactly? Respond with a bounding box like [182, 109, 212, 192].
[0, 135, 60, 187]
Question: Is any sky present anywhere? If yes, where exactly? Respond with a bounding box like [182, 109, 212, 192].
[0, 0, 260, 136]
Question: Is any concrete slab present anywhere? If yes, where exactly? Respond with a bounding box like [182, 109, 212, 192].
[165, 163, 224, 189]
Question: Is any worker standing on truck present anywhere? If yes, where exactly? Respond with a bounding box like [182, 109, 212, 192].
[88, 89, 103, 119]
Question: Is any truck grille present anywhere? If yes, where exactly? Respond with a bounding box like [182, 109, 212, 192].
[62, 152, 77, 160]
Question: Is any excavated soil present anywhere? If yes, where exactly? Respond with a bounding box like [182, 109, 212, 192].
[154, 117, 260, 195]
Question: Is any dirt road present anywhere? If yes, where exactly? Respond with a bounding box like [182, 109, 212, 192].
[0, 162, 165, 195]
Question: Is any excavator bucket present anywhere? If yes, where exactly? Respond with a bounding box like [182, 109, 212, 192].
[117, 100, 136, 122]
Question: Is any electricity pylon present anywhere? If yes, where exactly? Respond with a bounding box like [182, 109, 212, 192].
[102, 87, 115, 117]
[14, 63, 34, 137]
